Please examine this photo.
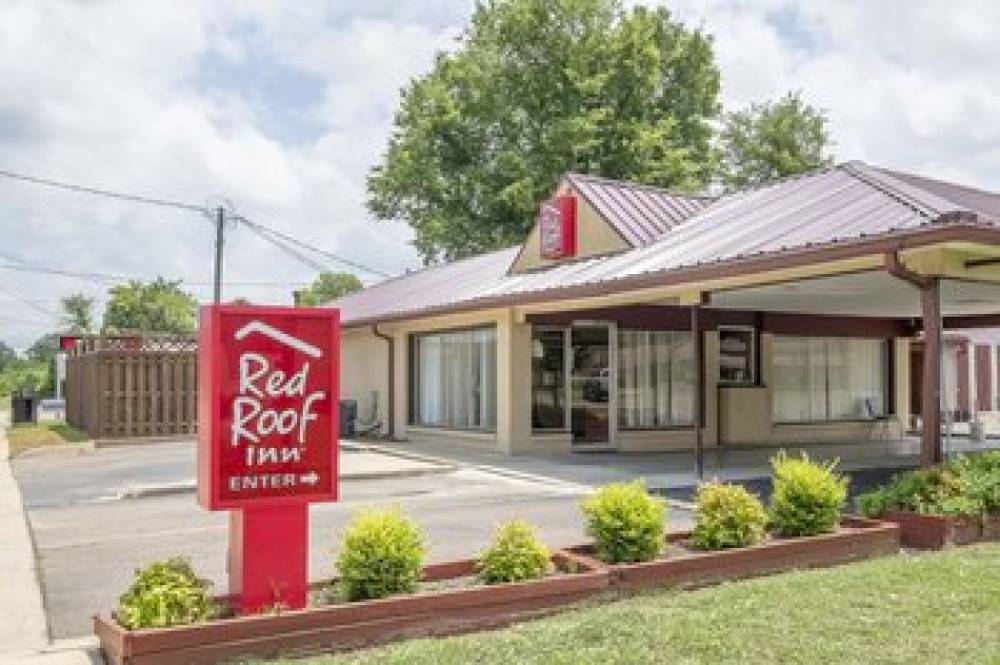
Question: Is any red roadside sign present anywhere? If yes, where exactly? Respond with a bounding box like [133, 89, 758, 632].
[197, 305, 340, 612]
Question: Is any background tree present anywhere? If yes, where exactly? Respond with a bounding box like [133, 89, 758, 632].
[718, 91, 833, 189]
[368, 0, 720, 263]
[60, 293, 94, 334]
[103, 278, 197, 335]
[25, 333, 59, 362]
[296, 272, 363, 306]
[0, 340, 16, 371]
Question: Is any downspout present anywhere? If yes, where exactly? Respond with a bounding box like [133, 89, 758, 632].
[884, 251, 943, 466]
[372, 325, 395, 440]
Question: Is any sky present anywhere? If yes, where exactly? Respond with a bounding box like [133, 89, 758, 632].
[1, 0, 999, 350]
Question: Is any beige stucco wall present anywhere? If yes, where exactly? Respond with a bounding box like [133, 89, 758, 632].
[339, 328, 390, 436]
[510, 188, 629, 274]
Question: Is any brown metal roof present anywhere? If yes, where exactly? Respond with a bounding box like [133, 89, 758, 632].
[566, 173, 712, 246]
[334, 162, 1000, 327]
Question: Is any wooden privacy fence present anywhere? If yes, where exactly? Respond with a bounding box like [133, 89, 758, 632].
[66, 335, 198, 440]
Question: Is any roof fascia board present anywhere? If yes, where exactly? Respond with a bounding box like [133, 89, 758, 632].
[341, 224, 1000, 330]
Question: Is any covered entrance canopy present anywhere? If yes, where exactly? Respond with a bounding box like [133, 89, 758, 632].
[333, 161, 1000, 467]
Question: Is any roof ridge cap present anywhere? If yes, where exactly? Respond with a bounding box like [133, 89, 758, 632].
[841, 161, 965, 220]
[565, 172, 715, 201]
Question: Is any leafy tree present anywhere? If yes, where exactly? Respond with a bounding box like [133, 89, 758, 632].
[0, 359, 51, 396]
[60, 293, 94, 334]
[368, 0, 720, 263]
[718, 91, 833, 189]
[0, 340, 16, 372]
[103, 278, 197, 335]
[25, 333, 58, 362]
[296, 272, 363, 306]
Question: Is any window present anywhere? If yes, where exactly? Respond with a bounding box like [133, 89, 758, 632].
[618, 330, 693, 428]
[532, 329, 567, 429]
[772, 336, 887, 423]
[411, 327, 496, 430]
[718, 326, 755, 384]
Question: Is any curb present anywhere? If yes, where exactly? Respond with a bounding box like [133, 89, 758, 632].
[12, 441, 95, 460]
[116, 459, 459, 500]
[353, 441, 595, 494]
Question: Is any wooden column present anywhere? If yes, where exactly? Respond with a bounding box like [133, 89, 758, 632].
[921, 278, 943, 466]
[691, 305, 704, 481]
[886, 252, 942, 467]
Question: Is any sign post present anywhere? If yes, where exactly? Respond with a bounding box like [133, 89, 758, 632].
[197, 305, 339, 614]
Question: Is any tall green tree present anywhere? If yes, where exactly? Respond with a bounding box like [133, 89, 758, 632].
[718, 91, 833, 189]
[296, 272, 363, 307]
[60, 293, 94, 334]
[0, 340, 16, 371]
[103, 278, 197, 335]
[368, 0, 720, 263]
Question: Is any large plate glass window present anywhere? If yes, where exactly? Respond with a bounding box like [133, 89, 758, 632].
[618, 330, 694, 428]
[532, 328, 567, 429]
[772, 336, 887, 422]
[411, 327, 497, 430]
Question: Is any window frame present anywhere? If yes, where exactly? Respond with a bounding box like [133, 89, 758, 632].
[408, 324, 498, 432]
[718, 325, 757, 386]
[617, 327, 695, 431]
[771, 335, 891, 424]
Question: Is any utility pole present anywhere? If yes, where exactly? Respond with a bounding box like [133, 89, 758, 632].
[214, 206, 225, 304]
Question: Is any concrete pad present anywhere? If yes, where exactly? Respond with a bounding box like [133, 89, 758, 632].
[0, 412, 50, 654]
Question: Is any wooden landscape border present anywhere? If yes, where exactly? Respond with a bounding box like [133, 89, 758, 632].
[568, 516, 899, 591]
[94, 550, 609, 665]
[880, 510, 999, 549]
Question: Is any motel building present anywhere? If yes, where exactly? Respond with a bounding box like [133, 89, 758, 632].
[334, 161, 1000, 465]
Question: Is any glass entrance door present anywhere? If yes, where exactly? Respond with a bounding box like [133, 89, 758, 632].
[570, 324, 616, 449]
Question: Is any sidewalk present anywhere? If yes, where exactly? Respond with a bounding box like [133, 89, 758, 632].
[368, 435, 1000, 491]
[0, 411, 97, 663]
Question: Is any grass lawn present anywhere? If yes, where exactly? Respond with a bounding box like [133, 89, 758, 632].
[6, 420, 89, 455]
[261, 544, 1000, 665]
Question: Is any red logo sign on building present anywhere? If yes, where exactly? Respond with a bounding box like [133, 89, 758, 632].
[539, 195, 577, 259]
[198, 306, 339, 511]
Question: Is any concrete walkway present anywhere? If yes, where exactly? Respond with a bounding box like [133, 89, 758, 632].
[0, 411, 97, 663]
[368, 436, 1000, 492]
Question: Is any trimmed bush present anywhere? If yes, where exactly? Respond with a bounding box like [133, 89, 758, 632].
[857, 452, 1000, 518]
[691, 482, 768, 550]
[477, 520, 552, 584]
[580, 480, 666, 563]
[769, 452, 847, 537]
[336, 508, 425, 601]
[117, 557, 216, 630]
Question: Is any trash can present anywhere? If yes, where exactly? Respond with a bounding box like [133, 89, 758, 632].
[340, 399, 358, 439]
[11, 392, 37, 424]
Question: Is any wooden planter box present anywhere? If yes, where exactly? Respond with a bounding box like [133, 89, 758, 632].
[569, 516, 899, 591]
[983, 513, 1000, 540]
[94, 550, 609, 665]
[881, 510, 995, 549]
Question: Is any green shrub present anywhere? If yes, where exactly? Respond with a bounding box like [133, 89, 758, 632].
[335, 508, 425, 601]
[477, 520, 552, 584]
[769, 452, 847, 537]
[855, 466, 966, 517]
[954, 451, 1000, 514]
[117, 557, 216, 630]
[691, 482, 768, 550]
[580, 480, 666, 563]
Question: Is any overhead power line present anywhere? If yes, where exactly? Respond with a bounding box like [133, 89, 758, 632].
[0, 168, 209, 214]
[236, 215, 391, 278]
[0, 259, 308, 288]
[0, 165, 397, 284]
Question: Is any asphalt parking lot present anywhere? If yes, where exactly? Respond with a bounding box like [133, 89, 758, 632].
[13, 442, 693, 639]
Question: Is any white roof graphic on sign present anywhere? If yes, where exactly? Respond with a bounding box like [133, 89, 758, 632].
[234, 320, 322, 358]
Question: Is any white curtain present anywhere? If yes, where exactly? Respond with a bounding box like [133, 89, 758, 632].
[415, 328, 496, 430]
[773, 336, 886, 422]
[618, 330, 693, 428]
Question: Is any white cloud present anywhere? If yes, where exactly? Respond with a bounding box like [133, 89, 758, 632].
[2, 0, 999, 349]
